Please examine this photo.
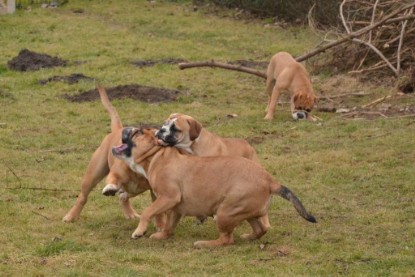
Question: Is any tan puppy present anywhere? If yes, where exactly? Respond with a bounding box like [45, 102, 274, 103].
[264, 52, 317, 121]
[155, 113, 258, 161]
[63, 85, 153, 222]
[155, 113, 270, 227]
[112, 127, 316, 248]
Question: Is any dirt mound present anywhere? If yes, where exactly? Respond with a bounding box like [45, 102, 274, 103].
[131, 58, 188, 68]
[7, 49, 67, 71]
[39, 73, 94, 85]
[63, 84, 180, 103]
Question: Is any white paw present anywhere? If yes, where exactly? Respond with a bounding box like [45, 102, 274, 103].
[102, 184, 119, 196]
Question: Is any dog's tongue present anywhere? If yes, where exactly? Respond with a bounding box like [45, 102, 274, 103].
[113, 144, 128, 155]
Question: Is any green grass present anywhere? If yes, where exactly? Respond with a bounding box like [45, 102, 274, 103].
[1, 0, 414, 276]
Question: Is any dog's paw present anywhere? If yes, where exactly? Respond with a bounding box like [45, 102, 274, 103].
[264, 114, 273, 120]
[149, 231, 169, 240]
[240, 233, 256, 240]
[131, 231, 146, 239]
[62, 214, 77, 223]
[102, 184, 119, 196]
[193, 241, 206, 249]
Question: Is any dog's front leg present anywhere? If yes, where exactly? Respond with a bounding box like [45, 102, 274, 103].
[264, 85, 281, 120]
[131, 194, 180, 239]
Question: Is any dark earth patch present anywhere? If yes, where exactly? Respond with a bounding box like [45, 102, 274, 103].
[131, 58, 188, 68]
[8, 49, 67, 72]
[39, 73, 94, 85]
[63, 84, 180, 103]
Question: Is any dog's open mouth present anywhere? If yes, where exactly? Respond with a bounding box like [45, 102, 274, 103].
[112, 143, 129, 156]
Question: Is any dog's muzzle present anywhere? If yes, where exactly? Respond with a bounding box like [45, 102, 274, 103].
[112, 127, 139, 158]
[155, 128, 176, 146]
[292, 111, 308, 120]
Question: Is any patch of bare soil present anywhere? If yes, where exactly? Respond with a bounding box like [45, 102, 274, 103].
[39, 73, 94, 85]
[63, 84, 180, 103]
[8, 49, 67, 71]
[131, 58, 188, 68]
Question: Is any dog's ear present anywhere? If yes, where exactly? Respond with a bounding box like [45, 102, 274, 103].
[187, 119, 202, 141]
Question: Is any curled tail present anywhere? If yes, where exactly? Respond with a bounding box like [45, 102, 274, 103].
[272, 182, 316, 223]
[97, 85, 122, 132]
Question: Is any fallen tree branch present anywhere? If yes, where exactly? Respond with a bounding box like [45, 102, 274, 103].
[319, 91, 373, 99]
[178, 61, 267, 79]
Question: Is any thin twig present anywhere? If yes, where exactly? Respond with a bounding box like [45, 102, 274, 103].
[4, 164, 22, 188]
[32, 211, 52, 221]
[361, 95, 392, 108]
[369, 0, 380, 43]
[397, 7, 413, 74]
[5, 186, 76, 192]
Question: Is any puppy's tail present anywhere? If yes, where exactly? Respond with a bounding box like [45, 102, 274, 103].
[271, 182, 316, 223]
[97, 85, 123, 132]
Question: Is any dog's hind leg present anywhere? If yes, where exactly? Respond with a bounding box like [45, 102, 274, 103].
[240, 217, 269, 240]
[150, 210, 181, 240]
[63, 146, 109, 222]
[193, 212, 236, 248]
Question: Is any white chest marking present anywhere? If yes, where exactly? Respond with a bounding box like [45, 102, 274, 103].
[125, 157, 148, 179]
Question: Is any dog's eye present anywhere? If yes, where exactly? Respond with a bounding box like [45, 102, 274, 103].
[171, 125, 181, 132]
[306, 108, 311, 113]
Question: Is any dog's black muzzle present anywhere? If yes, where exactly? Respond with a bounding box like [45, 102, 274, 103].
[156, 128, 177, 146]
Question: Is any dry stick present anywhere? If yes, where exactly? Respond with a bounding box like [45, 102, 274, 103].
[296, 2, 415, 62]
[5, 186, 75, 192]
[369, 0, 381, 44]
[397, 7, 413, 74]
[4, 164, 22, 188]
[319, 92, 372, 99]
[178, 61, 267, 79]
[32, 211, 52, 221]
[387, 26, 415, 45]
[361, 95, 392, 108]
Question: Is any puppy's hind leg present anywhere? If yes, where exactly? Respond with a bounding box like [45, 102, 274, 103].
[63, 147, 109, 222]
[240, 217, 269, 240]
[150, 210, 181, 240]
[193, 213, 236, 248]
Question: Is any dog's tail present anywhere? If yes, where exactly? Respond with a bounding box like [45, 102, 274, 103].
[271, 182, 316, 223]
[97, 85, 123, 132]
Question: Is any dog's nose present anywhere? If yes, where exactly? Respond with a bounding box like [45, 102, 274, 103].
[297, 112, 305, 119]
[122, 127, 134, 144]
[155, 128, 165, 139]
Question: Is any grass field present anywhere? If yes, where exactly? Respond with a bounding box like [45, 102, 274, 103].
[1, 0, 414, 276]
